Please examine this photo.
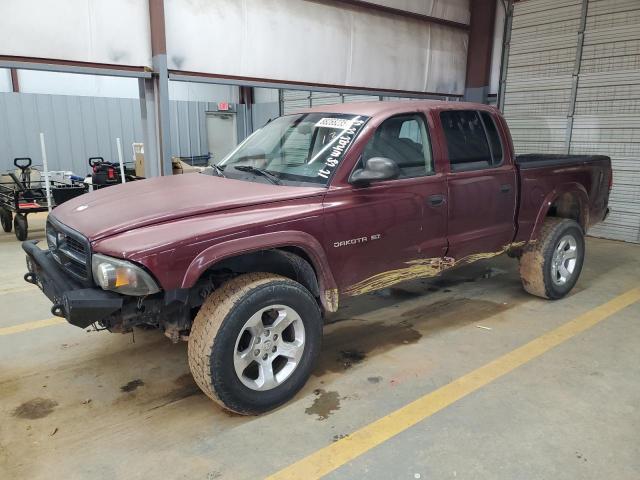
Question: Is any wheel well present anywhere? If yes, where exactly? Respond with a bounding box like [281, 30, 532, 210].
[203, 248, 321, 300]
[546, 192, 584, 228]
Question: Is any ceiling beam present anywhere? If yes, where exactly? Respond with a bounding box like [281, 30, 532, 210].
[307, 0, 469, 30]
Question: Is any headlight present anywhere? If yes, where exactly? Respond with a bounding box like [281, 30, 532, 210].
[91, 254, 160, 296]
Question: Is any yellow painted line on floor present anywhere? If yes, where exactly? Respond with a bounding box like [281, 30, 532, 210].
[0, 317, 67, 336]
[268, 287, 640, 480]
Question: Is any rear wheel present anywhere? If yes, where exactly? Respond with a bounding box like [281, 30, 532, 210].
[188, 273, 322, 414]
[519, 218, 585, 299]
[0, 208, 12, 233]
[14, 214, 28, 241]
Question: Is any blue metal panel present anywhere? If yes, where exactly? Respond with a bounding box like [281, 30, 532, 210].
[0, 92, 226, 175]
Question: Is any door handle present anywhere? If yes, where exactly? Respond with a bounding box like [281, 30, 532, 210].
[428, 194, 445, 206]
[500, 184, 512, 193]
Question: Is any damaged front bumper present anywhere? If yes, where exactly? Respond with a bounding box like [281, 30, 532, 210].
[22, 240, 123, 329]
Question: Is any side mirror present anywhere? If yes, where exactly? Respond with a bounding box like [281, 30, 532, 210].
[350, 157, 400, 186]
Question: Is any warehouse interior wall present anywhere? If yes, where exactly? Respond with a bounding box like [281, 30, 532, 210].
[164, 0, 469, 94]
[0, 0, 153, 68]
[0, 0, 472, 176]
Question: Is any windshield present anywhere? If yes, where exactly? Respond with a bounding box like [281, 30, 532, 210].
[219, 113, 369, 186]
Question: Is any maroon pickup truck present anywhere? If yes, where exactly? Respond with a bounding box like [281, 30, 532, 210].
[23, 101, 611, 414]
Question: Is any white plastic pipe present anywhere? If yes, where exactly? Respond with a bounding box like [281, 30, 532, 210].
[39, 132, 53, 212]
[116, 137, 126, 184]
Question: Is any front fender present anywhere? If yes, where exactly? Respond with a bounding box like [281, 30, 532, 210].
[180, 230, 339, 311]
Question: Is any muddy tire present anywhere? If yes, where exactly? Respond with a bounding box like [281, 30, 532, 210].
[519, 218, 585, 299]
[188, 273, 322, 415]
[14, 214, 28, 241]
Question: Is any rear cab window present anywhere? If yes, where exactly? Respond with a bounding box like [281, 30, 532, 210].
[440, 110, 504, 172]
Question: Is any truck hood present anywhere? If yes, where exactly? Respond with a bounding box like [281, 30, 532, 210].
[52, 174, 325, 241]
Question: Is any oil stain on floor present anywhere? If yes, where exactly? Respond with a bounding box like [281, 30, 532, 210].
[305, 389, 341, 420]
[315, 320, 421, 375]
[315, 297, 516, 376]
[120, 379, 145, 393]
[12, 398, 58, 419]
[150, 374, 204, 409]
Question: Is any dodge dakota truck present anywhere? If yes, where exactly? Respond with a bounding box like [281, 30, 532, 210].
[23, 101, 612, 414]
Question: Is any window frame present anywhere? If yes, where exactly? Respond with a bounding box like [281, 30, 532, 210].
[351, 112, 436, 182]
[439, 109, 505, 173]
[478, 110, 504, 168]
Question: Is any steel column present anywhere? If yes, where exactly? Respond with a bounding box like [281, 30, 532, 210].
[9, 68, 19, 92]
[146, 0, 172, 176]
[463, 0, 497, 104]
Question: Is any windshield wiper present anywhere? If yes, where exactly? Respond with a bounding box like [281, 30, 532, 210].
[233, 165, 282, 185]
[212, 163, 226, 177]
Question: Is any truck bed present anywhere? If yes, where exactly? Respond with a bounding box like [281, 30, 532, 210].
[515, 154, 611, 169]
[514, 153, 611, 243]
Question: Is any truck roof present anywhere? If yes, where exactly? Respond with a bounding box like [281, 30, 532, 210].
[295, 99, 498, 117]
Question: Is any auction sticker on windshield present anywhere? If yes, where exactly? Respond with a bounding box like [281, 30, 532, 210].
[317, 117, 366, 179]
[315, 117, 356, 129]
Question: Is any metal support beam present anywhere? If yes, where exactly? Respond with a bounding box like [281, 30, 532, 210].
[146, 0, 172, 176]
[138, 78, 161, 178]
[9, 68, 19, 92]
[565, 0, 589, 154]
[307, 0, 469, 30]
[0, 56, 151, 78]
[463, 0, 497, 104]
[169, 72, 461, 100]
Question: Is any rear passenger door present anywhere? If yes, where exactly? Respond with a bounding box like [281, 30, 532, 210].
[439, 110, 517, 261]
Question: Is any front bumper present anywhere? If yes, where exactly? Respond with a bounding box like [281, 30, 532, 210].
[23, 240, 123, 328]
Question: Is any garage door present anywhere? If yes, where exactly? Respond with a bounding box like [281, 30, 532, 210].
[503, 0, 640, 243]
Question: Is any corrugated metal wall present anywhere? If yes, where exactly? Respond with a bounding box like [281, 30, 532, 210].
[169, 100, 218, 159]
[503, 0, 582, 154]
[503, 0, 640, 243]
[570, 0, 640, 243]
[0, 92, 144, 175]
[0, 92, 215, 175]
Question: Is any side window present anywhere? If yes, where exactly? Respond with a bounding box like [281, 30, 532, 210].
[362, 114, 433, 179]
[440, 110, 502, 172]
[480, 111, 503, 165]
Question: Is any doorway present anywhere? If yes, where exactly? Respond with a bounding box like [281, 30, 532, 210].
[206, 112, 238, 164]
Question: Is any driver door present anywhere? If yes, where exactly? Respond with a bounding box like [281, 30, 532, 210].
[323, 114, 448, 295]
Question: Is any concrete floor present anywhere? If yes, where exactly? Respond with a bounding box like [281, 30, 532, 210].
[1, 213, 639, 480]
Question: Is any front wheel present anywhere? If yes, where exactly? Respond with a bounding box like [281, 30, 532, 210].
[519, 218, 585, 299]
[188, 273, 322, 415]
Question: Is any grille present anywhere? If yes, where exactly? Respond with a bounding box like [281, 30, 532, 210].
[46, 220, 91, 282]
